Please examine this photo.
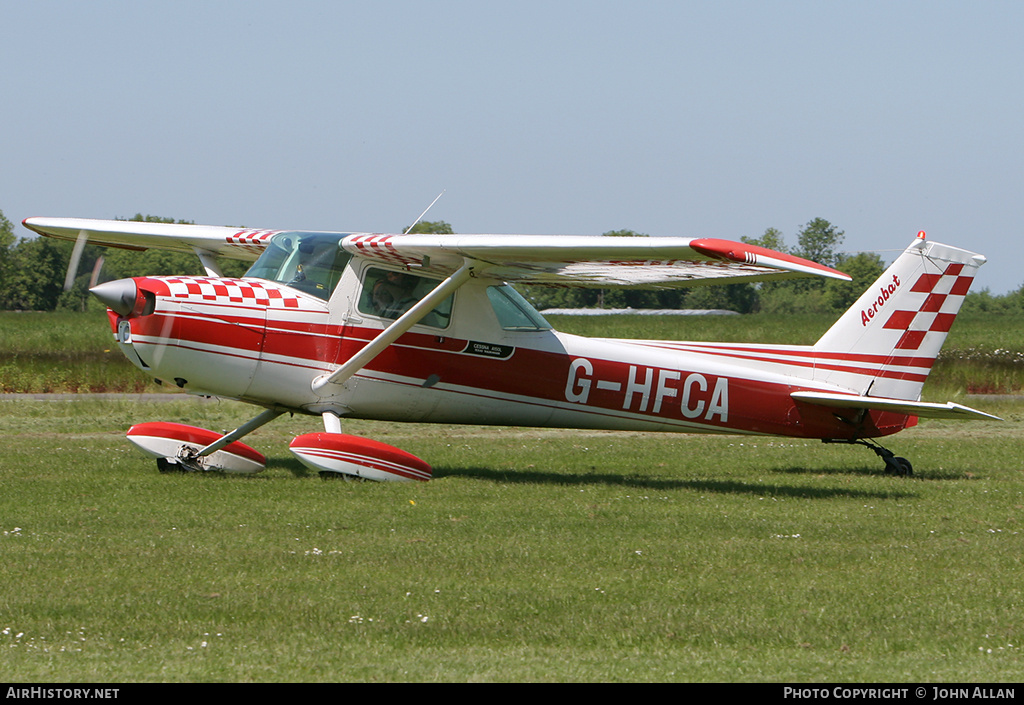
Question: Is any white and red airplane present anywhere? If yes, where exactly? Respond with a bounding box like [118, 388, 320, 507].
[24, 217, 998, 480]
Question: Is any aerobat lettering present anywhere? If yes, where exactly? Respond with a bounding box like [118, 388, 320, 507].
[565, 359, 728, 422]
[861, 274, 901, 326]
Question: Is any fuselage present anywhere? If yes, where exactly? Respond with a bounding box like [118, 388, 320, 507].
[108, 265, 912, 441]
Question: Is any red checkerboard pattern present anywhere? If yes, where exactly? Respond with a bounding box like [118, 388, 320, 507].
[348, 235, 421, 268]
[163, 277, 301, 309]
[883, 263, 974, 350]
[225, 229, 278, 257]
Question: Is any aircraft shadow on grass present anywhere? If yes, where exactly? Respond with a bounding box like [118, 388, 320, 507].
[190, 455, 918, 500]
[433, 466, 917, 501]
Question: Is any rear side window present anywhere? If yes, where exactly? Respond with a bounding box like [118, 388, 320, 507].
[486, 285, 551, 331]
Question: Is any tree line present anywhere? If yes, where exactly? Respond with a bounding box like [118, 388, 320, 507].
[1, 209, 1019, 314]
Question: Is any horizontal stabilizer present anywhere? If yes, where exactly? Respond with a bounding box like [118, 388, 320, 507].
[791, 391, 1001, 421]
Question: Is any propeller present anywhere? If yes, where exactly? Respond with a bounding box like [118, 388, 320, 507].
[63, 229, 90, 291]
[89, 255, 105, 288]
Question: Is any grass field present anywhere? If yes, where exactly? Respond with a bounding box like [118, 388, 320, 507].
[1, 310, 1023, 681]
[1, 396, 1022, 682]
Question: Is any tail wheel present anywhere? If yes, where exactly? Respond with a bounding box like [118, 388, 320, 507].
[824, 438, 914, 477]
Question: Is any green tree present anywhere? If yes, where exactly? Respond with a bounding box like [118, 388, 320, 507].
[102, 247, 205, 280]
[962, 284, 1024, 314]
[0, 209, 89, 310]
[0, 209, 15, 300]
[406, 220, 453, 234]
[745, 219, 850, 313]
[685, 282, 757, 313]
[2, 237, 67, 310]
[742, 226, 786, 253]
[822, 251, 886, 312]
[794, 217, 844, 269]
[0, 209, 13, 251]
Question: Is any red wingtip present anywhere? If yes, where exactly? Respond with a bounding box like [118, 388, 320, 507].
[690, 238, 850, 280]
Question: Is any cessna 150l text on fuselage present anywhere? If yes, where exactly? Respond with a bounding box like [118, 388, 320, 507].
[23, 217, 998, 481]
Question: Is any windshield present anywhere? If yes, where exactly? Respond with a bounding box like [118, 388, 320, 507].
[244, 232, 352, 300]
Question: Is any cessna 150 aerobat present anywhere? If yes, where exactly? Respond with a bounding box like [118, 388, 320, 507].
[24, 216, 998, 480]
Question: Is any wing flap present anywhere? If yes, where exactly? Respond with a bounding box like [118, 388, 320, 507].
[791, 391, 1001, 420]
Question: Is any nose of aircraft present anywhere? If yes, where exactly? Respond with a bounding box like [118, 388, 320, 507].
[90, 278, 138, 317]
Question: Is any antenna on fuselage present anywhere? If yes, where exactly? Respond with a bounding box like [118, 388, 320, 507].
[403, 190, 446, 234]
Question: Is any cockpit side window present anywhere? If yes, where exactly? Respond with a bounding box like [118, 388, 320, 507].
[358, 267, 453, 329]
[244, 233, 352, 300]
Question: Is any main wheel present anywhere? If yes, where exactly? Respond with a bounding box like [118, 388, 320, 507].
[884, 456, 913, 476]
[157, 457, 185, 473]
[319, 471, 363, 482]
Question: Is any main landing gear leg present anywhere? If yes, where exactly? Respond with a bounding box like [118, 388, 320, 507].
[128, 408, 284, 475]
[824, 438, 913, 476]
[317, 412, 352, 480]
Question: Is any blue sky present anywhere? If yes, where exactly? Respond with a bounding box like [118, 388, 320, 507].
[4, 1, 1022, 293]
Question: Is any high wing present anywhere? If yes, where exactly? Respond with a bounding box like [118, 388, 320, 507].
[343, 234, 850, 287]
[24, 217, 850, 288]
[22, 217, 281, 262]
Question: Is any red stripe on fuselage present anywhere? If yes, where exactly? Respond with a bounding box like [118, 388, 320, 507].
[626, 340, 937, 369]
[620, 341, 933, 384]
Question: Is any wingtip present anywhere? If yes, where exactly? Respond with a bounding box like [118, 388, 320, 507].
[690, 238, 851, 281]
[21, 217, 50, 238]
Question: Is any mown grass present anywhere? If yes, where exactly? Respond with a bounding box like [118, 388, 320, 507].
[0, 311, 154, 393]
[1, 397, 1022, 682]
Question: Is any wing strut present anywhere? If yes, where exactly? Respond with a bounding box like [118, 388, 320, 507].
[195, 408, 284, 458]
[192, 247, 223, 277]
[311, 260, 477, 394]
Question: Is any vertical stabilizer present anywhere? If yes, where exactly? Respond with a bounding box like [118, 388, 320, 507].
[812, 235, 985, 401]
